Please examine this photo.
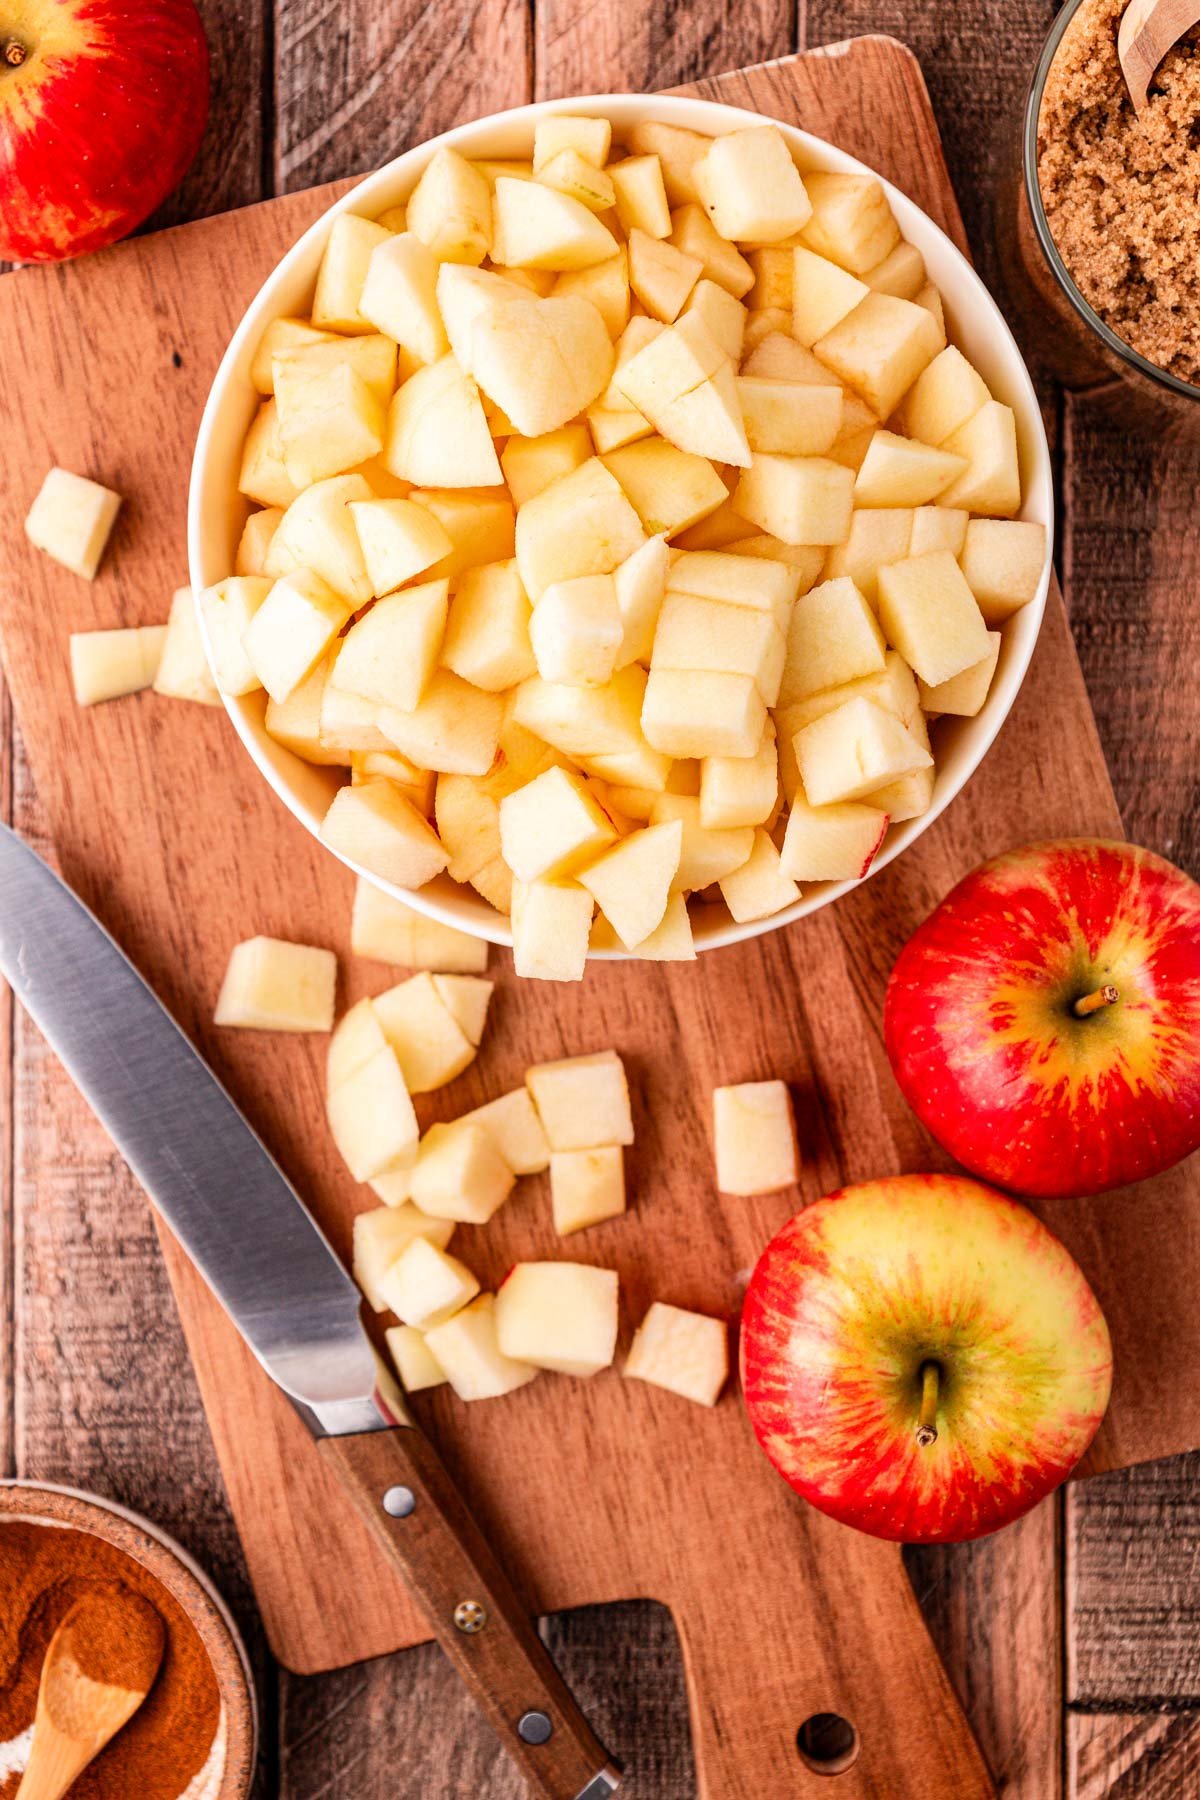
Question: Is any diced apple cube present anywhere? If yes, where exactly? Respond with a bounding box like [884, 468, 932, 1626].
[793, 695, 932, 805]
[713, 1080, 798, 1193]
[470, 291, 615, 438]
[578, 818, 683, 949]
[533, 114, 612, 171]
[694, 126, 812, 243]
[265, 473, 374, 604]
[655, 363, 751, 467]
[250, 317, 334, 394]
[853, 431, 966, 508]
[613, 533, 670, 666]
[609, 154, 672, 238]
[718, 828, 800, 922]
[464, 1088, 550, 1174]
[409, 1118, 515, 1224]
[908, 506, 968, 557]
[799, 172, 899, 274]
[347, 497, 450, 597]
[378, 670, 503, 776]
[384, 355, 501, 489]
[69, 625, 166, 707]
[354, 1206, 454, 1312]
[671, 495, 755, 553]
[404, 488, 514, 583]
[778, 575, 886, 703]
[318, 680, 393, 754]
[469, 857, 513, 914]
[358, 232, 448, 363]
[322, 780, 449, 890]
[424, 1295, 539, 1400]
[236, 507, 284, 577]
[265, 656, 343, 763]
[700, 725, 778, 829]
[864, 240, 926, 299]
[195, 576, 266, 698]
[627, 228, 702, 322]
[790, 245, 870, 348]
[669, 549, 801, 612]
[877, 550, 991, 685]
[326, 1041, 419, 1182]
[511, 878, 594, 981]
[379, 1235, 481, 1330]
[213, 935, 336, 1034]
[735, 454, 854, 546]
[814, 292, 944, 419]
[153, 587, 221, 708]
[516, 457, 645, 598]
[244, 569, 350, 704]
[746, 245, 795, 311]
[613, 309, 724, 416]
[526, 1047, 633, 1150]
[550, 1146, 626, 1236]
[669, 203, 754, 297]
[499, 765, 614, 882]
[350, 878, 487, 971]
[901, 345, 990, 447]
[779, 790, 889, 881]
[649, 793, 753, 890]
[501, 424, 593, 507]
[869, 766, 933, 824]
[624, 1302, 729, 1406]
[938, 402, 1021, 515]
[632, 890, 696, 959]
[372, 970, 476, 1091]
[274, 358, 386, 488]
[407, 148, 491, 264]
[386, 1323, 449, 1392]
[530, 574, 623, 686]
[822, 508, 913, 605]
[960, 518, 1047, 623]
[682, 279, 747, 362]
[742, 330, 824, 382]
[438, 561, 533, 692]
[311, 214, 393, 331]
[495, 1262, 620, 1376]
[652, 591, 786, 705]
[919, 630, 1001, 716]
[778, 648, 920, 737]
[327, 995, 389, 1092]
[331, 579, 447, 714]
[270, 334, 397, 408]
[627, 121, 711, 204]
[512, 665, 648, 758]
[603, 440, 728, 536]
[736, 378, 842, 457]
[494, 175, 618, 270]
[642, 668, 766, 759]
[26, 467, 121, 579]
[238, 400, 302, 509]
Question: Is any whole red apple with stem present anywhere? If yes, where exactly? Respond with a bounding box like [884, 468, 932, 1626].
[0, 0, 209, 263]
[740, 1174, 1113, 1543]
[884, 839, 1200, 1198]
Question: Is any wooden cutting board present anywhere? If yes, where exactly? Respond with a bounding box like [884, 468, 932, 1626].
[1, 36, 1197, 1800]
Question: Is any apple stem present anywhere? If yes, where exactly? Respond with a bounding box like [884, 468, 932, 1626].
[2, 39, 26, 67]
[1073, 984, 1119, 1018]
[915, 1361, 940, 1447]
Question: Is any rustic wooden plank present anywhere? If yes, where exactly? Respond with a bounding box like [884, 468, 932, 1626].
[146, 0, 271, 226]
[280, 1605, 695, 1798]
[907, 1501, 1062, 1800]
[1069, 1709, 1200, 1800]
[535, 0, 792, 99]
[272, 0, 532, 193]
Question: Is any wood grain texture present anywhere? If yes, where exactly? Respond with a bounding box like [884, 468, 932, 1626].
[537, 0, 792, 99]
[272, 0, 531, 191]
[1070, 1711, 1200, 1800]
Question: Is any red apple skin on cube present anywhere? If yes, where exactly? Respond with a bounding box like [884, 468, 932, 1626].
[884, 839, 1200, 1198]
[740, 1174, 1113, 1544]
[0, 0, 210, 263]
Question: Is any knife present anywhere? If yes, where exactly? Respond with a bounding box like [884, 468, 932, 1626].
[0, 823, 620, 1800]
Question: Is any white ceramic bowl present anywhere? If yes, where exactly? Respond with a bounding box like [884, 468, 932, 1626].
[189, 93, 1053, 957]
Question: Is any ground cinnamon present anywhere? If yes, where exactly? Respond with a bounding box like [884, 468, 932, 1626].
[0, 1521, 221, 1799]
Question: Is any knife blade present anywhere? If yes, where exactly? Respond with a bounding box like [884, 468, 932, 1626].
[0, 824, 619, 1800]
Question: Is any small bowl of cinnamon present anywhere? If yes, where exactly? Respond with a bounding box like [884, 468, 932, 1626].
[1013, 0, 1200, 431]
[0, 1481, 256, 1799]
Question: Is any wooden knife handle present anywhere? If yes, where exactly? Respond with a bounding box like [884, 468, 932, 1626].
[318, 1426, 620, 1800]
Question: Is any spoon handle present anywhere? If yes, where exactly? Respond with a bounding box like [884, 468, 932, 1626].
[16, 1725, 92, 1800]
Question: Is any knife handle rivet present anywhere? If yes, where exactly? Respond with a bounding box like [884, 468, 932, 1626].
[454, 1599, 487, 1634]
[518, 1710, 554, 1746]
[382, 1485, 416, 1518]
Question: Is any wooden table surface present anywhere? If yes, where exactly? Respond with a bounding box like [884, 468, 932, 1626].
[3, 2, 1198, 1796]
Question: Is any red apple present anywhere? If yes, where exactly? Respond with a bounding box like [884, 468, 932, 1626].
[740, 1174, 1113, 1543]
[884, 839, 1200, 1197]
[0, 0, 209, 263]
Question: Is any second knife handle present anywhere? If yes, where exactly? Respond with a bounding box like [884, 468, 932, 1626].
[318, 1424, 620, 1800]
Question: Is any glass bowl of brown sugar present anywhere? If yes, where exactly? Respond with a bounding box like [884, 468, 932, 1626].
[1016, 0, 1200, 429]
[0, 1482, 256, 1800]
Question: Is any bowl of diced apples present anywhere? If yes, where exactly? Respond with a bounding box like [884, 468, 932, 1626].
[189, 95, 1052, 981]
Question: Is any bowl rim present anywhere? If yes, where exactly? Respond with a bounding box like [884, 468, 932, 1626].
[189, 90, 1054, 959]
[0, 1477, 258, 1797]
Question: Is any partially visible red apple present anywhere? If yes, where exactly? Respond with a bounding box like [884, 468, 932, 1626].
[0, 0, 209, 263]
[740, 1174, 1113, 1544]
[884, 839, 1200, 1197]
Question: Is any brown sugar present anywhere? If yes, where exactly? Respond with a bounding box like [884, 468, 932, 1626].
[1037, 0, 1200, 384]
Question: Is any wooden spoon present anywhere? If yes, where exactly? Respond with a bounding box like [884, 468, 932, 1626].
[1118, 0, 1200, 111]
[16, 1591, 165, 1800]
